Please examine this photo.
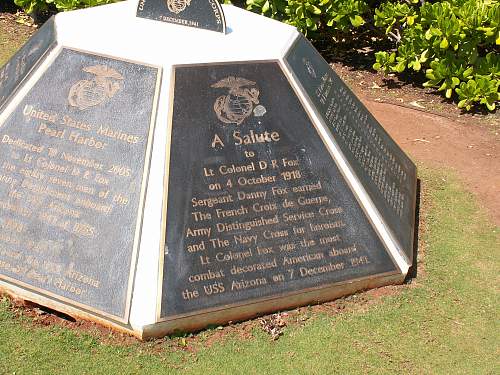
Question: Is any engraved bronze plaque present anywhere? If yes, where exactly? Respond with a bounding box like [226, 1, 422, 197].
[0, 48, 160, 323]
[0, 17, 56, 110]
[160, 62, 399, 319]
[285, 35, 417, 260]
[137, 0, 226, 33]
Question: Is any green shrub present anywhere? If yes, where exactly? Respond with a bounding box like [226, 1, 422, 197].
[14, 0, 119, 14]
[373, 0, 499, 111]
[243, 0, 498, 112]
[14, 0, 499, 111]
[244, 0, 370, 36]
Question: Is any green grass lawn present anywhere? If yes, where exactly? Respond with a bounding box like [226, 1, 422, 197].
[0, 20, 30, 67]
[0, 29, 499, 375]
[0, 37, 19, 68]
[0, 167, 498, 374]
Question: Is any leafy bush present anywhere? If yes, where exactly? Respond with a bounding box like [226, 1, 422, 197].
[14, 0, 499, 111]
[244, 0, 369, 36]
[373, 0, 499, 111]
[14, 0, 118, 14]
[243, 0, 498, 111]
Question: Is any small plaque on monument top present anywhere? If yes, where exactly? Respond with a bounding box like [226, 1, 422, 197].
[137, 0, 227, 33]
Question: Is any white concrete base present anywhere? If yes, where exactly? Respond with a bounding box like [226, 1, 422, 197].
[0, 0, 413, 339]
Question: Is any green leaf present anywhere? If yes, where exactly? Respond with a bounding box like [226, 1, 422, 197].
[440, 38, 449, 49]
[262, 0, 269, 13]
[388, 52, 396, 64]
[310, 5, 321, 15]
[395, 61, 406, 73]
[425, 71, 436, 80]
[446, 88, 453, 98]
[462, 67, 473, 78]
[419, 49, 429, 63]
[349, 15, 365, 27]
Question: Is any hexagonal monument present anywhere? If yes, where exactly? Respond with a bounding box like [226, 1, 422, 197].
[0, 0, 417, 339]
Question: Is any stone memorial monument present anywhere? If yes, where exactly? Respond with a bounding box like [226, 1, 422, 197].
[0, 0, 417, 339]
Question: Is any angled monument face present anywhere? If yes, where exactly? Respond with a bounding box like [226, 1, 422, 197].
[137, 0, 226, 33]
[156, 60, 409, 328]
[0, 17, 56, 110]
[285, 36, 417, 262]
[0, 47, 160, 324]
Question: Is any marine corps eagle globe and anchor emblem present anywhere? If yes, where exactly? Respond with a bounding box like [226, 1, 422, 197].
[211, 76, 266, 125]
[166, 0, 191, 14]
[68, 65, 123, 110]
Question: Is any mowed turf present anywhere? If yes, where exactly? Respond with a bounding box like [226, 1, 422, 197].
[0, 29, 499, 375]
[0, 16, 31, 68]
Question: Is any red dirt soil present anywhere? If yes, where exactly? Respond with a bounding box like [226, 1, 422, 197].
[363, 98, 500, 226]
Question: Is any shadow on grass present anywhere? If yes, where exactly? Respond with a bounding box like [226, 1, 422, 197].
[406, 178, 421, 282]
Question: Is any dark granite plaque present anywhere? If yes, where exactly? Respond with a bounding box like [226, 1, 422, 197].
[137, 0, 226, 33]
[0, 48, 160, 322]
[0, 17, 56, 110]
[160, 62, 398, 319]
[285, 35, 417, 261]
